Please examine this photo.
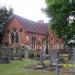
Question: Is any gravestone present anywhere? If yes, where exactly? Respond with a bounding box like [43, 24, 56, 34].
[24, 50, 28, 59]
[70, 47, 75, 63]
[0, 56, 10, 63]
[68, 47, 75, 72]
[50, 49, 58, 65]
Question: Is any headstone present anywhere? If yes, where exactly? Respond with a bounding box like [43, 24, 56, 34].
[50, 49, 57, 65]
[24, 50, 28, 59]
[68, 47, 75, 72]
[71, 47, 75, 63]
[0, 56, 10, 63]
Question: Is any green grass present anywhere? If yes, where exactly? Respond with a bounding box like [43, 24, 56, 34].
[0, 59, 74, 75]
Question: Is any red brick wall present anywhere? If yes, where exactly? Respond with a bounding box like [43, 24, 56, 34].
[26, 31, 48, 50]
[2, 16, 27, 46]
[49, 31, 64, 50]
[2, 17, 48, 51]
[49, 31, 56, 48]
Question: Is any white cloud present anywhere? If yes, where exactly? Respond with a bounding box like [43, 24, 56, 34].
[0, 0, 49, 22]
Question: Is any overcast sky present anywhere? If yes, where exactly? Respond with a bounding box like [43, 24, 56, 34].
[0, 0, 49, 22]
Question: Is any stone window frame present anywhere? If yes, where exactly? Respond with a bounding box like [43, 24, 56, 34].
[10, 28, 20, 44]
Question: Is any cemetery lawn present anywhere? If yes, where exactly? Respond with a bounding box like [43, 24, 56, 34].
[0, 59, 74, 75]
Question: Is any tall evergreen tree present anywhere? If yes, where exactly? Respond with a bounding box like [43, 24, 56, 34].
[0, 6, 13, 45]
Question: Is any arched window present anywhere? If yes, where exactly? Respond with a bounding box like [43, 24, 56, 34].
[11, 32, 15, 43]
[15, 32, 19, 43]
[11, 29, 19, 43]
[32, 36, 36, 49]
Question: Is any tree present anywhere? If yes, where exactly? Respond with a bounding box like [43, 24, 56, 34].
[44, 0, 75, 41]
[0, 6, 13, 45]
[44, 1, 75, 72]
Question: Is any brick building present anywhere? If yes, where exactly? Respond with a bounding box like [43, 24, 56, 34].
[1, 15, 64, 56]
[2, 15, 49, 54]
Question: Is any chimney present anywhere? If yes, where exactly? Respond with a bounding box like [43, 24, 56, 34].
[38, 20, 44, 23]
